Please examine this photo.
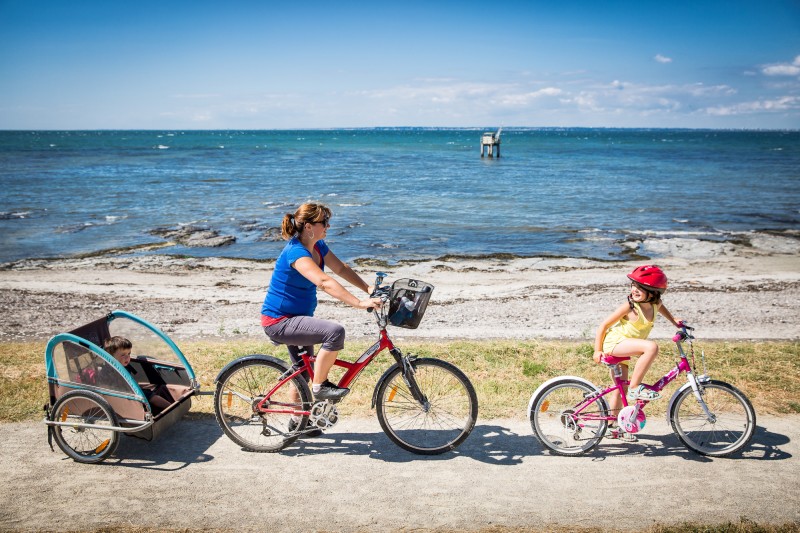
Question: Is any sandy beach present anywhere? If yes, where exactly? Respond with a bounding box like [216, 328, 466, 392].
[1, 234, 798, 343]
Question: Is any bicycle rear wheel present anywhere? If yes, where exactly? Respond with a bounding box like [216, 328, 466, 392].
[375, 358, 477, 455]
[50, 390, 120, 464]
[214, 358, 311, 452]
[529, 378, 609, 456]
[669, 379, 756, 457]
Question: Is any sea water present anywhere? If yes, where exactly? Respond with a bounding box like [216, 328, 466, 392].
[0, 128, 798, 264]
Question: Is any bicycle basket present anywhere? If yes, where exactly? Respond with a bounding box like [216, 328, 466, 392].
[387, 278, 434, 329]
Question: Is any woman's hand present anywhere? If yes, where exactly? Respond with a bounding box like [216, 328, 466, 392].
[356, 297, 384, 310]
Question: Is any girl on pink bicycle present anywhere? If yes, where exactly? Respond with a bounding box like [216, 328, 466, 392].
[593, 265, 683, 427]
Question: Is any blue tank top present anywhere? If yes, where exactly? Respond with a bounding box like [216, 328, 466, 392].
[261, 238, 329, 318]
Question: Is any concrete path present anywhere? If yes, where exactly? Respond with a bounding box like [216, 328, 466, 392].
[1, 415, 798, 532]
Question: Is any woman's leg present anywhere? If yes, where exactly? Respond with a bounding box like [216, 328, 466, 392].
[264, 316, 346, 398]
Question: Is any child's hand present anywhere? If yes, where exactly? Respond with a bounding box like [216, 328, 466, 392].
[593, 351, 604, 364]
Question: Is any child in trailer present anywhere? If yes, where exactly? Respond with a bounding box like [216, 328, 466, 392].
[593, 265, 683, 440]
[104, 336, 174, 415]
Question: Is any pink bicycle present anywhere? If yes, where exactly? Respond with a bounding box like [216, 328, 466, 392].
[528, 324, 756, 457]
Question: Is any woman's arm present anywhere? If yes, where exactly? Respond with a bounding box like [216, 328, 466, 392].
[324, 250, 371, 294]
[293, 256, 379, 310]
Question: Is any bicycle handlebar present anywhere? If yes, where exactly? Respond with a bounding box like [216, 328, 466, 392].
[367, 272, 391, 313]
[672, 322, 695, 343]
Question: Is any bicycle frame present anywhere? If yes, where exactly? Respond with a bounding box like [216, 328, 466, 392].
[255, 311, 405, 417]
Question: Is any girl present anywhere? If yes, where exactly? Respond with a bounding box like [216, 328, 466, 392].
[593, 265, 682, 428]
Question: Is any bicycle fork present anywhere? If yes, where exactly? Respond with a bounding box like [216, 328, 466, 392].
[686, 372, 717, 423]
[395, 349, 429, 410]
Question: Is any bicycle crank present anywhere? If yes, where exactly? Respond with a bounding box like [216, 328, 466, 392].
[309, 401, 340, 430]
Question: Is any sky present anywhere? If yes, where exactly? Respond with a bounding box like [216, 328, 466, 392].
[1, 0, 799, 130]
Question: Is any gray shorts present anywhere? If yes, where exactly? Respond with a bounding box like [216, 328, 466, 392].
[263, 315, 346, 353]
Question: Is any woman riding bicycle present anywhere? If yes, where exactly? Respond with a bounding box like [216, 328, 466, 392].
[261, 202, 382, 402]
[593, 265, 683, 419]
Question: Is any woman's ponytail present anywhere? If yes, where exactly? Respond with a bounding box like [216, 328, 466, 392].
[281, 213, 298, 240]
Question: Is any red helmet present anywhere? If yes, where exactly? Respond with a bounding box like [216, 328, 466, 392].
[627, 265, 668, 293]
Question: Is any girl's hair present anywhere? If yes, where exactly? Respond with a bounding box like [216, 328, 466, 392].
[104, 336, 132, 356]
[628, 283, 662, 309]
[280, 203, 332, 240]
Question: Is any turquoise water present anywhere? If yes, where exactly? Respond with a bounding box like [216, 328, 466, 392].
[1, 128, 798, 263]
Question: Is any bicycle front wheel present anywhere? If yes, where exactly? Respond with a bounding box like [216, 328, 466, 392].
[670, 379, 756, 457]
[214, 358, 311, 453]
[529, 378, 609, 456]
[50, 390, 120, 464]
[376, 358, 478, 455]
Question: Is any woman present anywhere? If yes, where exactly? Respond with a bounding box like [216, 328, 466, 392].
[261, 202, 382, 401]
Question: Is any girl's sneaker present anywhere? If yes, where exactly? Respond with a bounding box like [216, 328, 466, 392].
[627, 385, 661, 402]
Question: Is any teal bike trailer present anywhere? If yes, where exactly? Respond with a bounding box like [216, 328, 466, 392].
[44, 310, 200, 463]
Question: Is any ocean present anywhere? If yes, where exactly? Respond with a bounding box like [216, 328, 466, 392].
[1, 128, 798, 264]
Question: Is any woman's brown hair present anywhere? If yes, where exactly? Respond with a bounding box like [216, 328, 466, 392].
[281, 202, 332, 240]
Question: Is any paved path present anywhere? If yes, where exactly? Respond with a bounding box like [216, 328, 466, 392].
[1, 415, 798, 532]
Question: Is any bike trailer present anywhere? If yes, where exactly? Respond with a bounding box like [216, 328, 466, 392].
[44, 310, 200, 462]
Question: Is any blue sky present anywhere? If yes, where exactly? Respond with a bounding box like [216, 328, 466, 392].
[1, 0, 799, 129]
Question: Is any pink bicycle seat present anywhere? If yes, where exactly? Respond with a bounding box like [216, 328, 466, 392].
[601, 354, 631, 365]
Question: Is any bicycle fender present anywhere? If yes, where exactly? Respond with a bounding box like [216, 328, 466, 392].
[214, 354, 290, 384]
[371, 362, 402, 409]
[527, 376, 600, 418]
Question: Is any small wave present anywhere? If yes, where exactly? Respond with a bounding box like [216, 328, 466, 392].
[338, 203, 364, 207]
[56, 222, 95, 234]
[672, 219, 689, 224]
[263, 201, 296, 210]
[0, 211, 32, 220]
[156, 145, 169, 150]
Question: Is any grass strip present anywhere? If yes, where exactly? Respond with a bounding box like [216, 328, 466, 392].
[2, 339, 798, 423]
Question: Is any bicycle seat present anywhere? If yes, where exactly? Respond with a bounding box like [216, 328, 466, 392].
[600, 354, 630, 366]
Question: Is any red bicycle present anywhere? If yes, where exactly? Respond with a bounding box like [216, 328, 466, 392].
[213, 273, 478, 455]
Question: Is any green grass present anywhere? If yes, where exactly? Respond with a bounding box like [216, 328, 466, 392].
[2, 338, 799, 422]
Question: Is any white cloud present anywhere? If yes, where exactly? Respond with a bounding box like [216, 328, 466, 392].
[762, 55, 800, 76]
[705, 96, 800, 116]
[654, 54, 673, 64]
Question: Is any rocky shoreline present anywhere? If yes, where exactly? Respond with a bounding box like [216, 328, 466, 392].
[1, 232, 799, 343]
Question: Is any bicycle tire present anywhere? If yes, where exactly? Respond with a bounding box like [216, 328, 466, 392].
[669, 379, 756, 457]
[51, 390, 120, 464]
[529, 377, 609, 456]
[375, 358, 477, 455]
[214, 357, 312, 453]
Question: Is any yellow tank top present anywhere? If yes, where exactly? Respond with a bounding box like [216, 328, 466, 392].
[602, 301, 659, 353]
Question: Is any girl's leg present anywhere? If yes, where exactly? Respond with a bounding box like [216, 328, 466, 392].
[607, 364, 629, 417]
[611, 339, 660, 399]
